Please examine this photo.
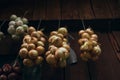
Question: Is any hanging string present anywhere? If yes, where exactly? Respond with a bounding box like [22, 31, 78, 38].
[68, 33, 74, 40]
[81, 19, 86, 30]
[13, 54, 20, 67]
[0, 20, 6, 31]
[22, 10, 29, 18]
[37, 19, 42, 30]
[58, 19, 61, 28]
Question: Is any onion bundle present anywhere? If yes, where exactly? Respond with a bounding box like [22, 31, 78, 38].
[78, 28, 101, 61]
[45, 27, 70, 68]
[19, 26, 46, 67]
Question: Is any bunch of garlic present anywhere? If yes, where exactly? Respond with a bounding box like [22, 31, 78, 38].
[19, 26, 46, 67]
[45, 27, 70, 68]
[78, 28, 101, 61]
[8, 14, 28, 40]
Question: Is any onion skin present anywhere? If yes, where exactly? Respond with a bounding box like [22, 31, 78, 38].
[39, 37, 46, 43]
[58, 27, 68, 36]
[81, 32, 90, 39]
[19, 48, 28, 59]
[21, 43, 28, 48]
[35, 56, 44, 65]
[0, 74, 7, 80]
[91, 34, 98, 41]
[51, 36, 63, 47]
[23, 35, 31, 43]
[30, 37, 38, 44]
[31, 31, 40, 38]
[28, 50, 38, 59]
[2, 64, 12, 74]
[27, 43, 36, 50]
[85, 28, 94, 35]
[23, 58, 34, 67]
[37, 41, 44, 47]
[50, 31, 58, 36]
[78, 30, 85, 36]
[46, 54, 57, 65]
[36, 46, 45, 55]
[27, 26, 36, 35]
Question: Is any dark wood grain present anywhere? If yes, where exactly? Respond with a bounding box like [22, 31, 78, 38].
[46, 0, 60, 20]
[76, 0, 94, 19]
[0, 0, 120, 20]
[0, 0, 34, 20]
[61, 0, 73, 20]
[107, 0, 120, 18]
[91, 0, 112, 19]
[33, 0, 46, 20]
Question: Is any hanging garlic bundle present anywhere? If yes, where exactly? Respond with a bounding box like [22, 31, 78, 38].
[7, 14, 29, 40]
[45, 27, 70, 68]
[19, 26, 46, 67]
[78, 28, 101, 61]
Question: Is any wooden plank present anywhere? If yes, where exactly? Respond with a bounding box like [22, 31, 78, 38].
[46, 0, 60, 20]
[61, 0, 73, 20]
[76, 0, 94, 19]
[67, 0, 80, 20]
[91, 0, 112, 19]
[107, 0, 120, 18]
[65, 32, 90, 80]
[32, 0, 46, 20]
[0, 0, 34, 20]
[88, 32, 120, 80]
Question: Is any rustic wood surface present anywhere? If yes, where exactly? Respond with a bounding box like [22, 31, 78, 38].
[0, 0, 120, 80]
[0, 0, 120, 20]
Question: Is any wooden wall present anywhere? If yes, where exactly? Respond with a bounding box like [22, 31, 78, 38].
[0, 0, 120, 80]
[0, 0, 120, 20]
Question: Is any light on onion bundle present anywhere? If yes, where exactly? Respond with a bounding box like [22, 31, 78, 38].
[45, 27, 70, 68]
[19, 26, 46, 67]
[78, 28, 101, 61]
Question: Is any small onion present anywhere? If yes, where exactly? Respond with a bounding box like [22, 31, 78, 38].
[28, 50, 38, 59]
[85, 28, 94, 35]
[35, 56, 44, 65]
[16, 26, 24, 35]
[46, 54, 57, 64]
[27, 43, 36, 50]
[31, 31, 40, 38]
[78, 30, 85, 36]
[19, 48, 28, 59]
[27, 26, 36, 35]
[23, 35, 31, 43]
[23, 58, 34, 67]
[10, 14, 17, 20]
[36, 46, 45, 55]
[30, 37, 38, 44]
[58, 27, 68, 36]
[50, 31, 58, 36]
[81, 32, 90, 39]
[21, 43, 28, 48]
[37, 41, 44, 47]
